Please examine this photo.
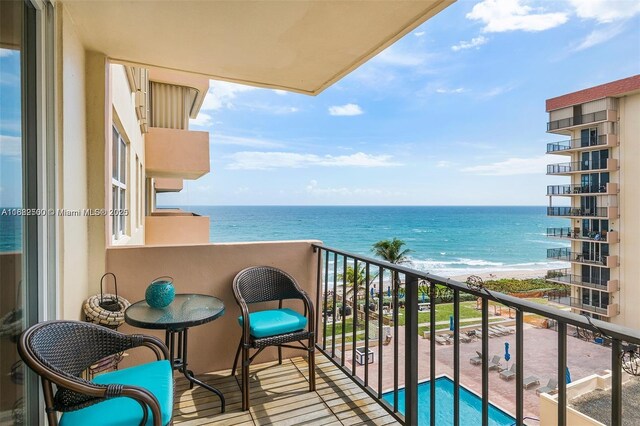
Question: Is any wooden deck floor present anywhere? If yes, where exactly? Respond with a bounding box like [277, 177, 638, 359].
[173, 353, 401, 425]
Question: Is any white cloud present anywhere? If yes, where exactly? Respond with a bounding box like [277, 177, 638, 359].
[0, 48, 15, 57]
[436, 160, 454, 168]
[414, 31, 426, 37]
[568, 0, 640, 23]
[212, 134, 285, 149]
[328, 103, 363, 116]
[189, 112, 212, 127]
[461, 155, 549, 176]
[0, 135, 21, 157]
[467, 0, 568, 32]
[305, 180, 385, 197]
[479, 84, 516, 98]
[435, 87, 466, 94]
[375, 48, 425, 67]
[573, 24, 626, 51]
[201, 80, 257, 110]
[452, 35, 489, 51]
[272, 89, 288, 96]
[227, 151, 401, 170]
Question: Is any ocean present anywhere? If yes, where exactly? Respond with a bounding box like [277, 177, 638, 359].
[182, 205, 570, 277]
[0, 206, 570, 276]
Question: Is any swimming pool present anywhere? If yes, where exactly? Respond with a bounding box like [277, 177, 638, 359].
[382, 377, 515, 426]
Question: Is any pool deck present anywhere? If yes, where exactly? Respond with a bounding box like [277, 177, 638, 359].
[330, 323, 611, 420]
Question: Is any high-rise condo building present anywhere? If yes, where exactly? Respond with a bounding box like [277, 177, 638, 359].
[545, 75, 640, 329]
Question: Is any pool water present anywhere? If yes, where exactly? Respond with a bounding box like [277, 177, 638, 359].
[382, 377, 515, 426]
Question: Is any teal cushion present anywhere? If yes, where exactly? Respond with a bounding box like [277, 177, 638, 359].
[60, 360, 173, 426]
[238, 308, 307, 338]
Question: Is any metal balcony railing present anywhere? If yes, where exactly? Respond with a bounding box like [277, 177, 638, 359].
[547, 184, 609, 195]
[547, 158, 610, 174]
[549, 296, 611, 315]
[547, 248, 608, 266]
[546, 135, 609, 153]
[546, 268, 610, 290]
[314, 244, 639, 426]
[547, 110, 609, 131]
[546, 227, 609, 241]
[547, 207, 609, 218]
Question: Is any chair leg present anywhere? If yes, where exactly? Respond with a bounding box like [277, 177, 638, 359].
[241, 345, 250, 411]
[278, 345, 282, 365]
[308, 337, 316, 391]
[231, 337, 242, 376]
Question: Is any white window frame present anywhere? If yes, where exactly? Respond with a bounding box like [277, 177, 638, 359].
[112, 126, 128, 241]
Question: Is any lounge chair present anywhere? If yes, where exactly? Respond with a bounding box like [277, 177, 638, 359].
[488, 355, 502, 370]
[499, 364, 516, 380]
[536, 378, 558, 395]
[460, 334, 473, 343]
[495, 325, 515, 334]
[523, 376, 540, 389]
[435, 335, 450, 345]
[490, 326, 508, 336]
[469, 350, 482, 365]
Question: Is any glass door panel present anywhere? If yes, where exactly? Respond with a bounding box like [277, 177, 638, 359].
[0, 1, 25, 423]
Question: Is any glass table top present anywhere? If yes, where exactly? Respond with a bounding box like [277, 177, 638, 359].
[125, 293, 225, 330]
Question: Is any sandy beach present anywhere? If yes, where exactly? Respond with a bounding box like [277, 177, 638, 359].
[450, 268, 548, 282]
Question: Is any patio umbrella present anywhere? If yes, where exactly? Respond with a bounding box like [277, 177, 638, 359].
[504, 342, 511, 367]
[449, 315, 454, 331]
[387, 286, 391, 297]
[371, 288, 374, 298]
[421, 292, 426, 303]
[566, 367, 571, 384]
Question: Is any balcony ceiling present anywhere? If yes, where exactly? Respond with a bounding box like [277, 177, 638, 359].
[62, 0, 454, 95]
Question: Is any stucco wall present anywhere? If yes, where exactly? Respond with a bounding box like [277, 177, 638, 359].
[616, 92, 640, 329]
[59, 5, 89, 319]
[106, 240, 321, 373]
[110, 63, 145, 245]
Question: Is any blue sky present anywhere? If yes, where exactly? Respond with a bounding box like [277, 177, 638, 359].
[1, 0, 639, 207]
[159, 0, 639, 206]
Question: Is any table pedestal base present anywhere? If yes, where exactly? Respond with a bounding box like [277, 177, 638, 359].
[166, 328, 225, 413]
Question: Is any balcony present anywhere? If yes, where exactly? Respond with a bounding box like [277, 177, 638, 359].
[546, 134, 617, 155]
[552, 296, 619, 317]
[547, 110, 617, 132]
[546, 206, 618, 219]
[547, 158, 617, 175]
[547, 248, 617, 267]
[154, 177, 183, 193]
[546, 269, 619, 292]
[547, 182, 617, 196]
[145, 127, 210, 179]
[145, 210, 210, 245]
[102, 241, 640, 426]
[546, 227, 618, 243]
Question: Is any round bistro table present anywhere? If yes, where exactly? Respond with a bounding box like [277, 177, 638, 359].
[125, 293, 226, 412]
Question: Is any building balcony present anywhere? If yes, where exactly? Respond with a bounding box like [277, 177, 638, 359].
[546, 158, 617, 175]
[145, 210, 210, 245]
[100, 241, 639, 425]
[546, 227, 617, 243]
[546, 269, 618, 292]
[145, 127, 210, 179]
[564, 298, 618, 317]
[546, 206, 618, 219]
[546, 182, 617, 196]
[547, 248, 617, 267]
[154, 177, 183, 193]
[546, 109, 617, 132]
[546, 134, 617, 155]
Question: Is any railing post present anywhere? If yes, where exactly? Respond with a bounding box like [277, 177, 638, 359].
[429, 280, 437, 426]
[453, 289, 460, 426]
[611, 339, 622, 426]
[482, 295, 489, 426]
[405, 273, 419, 426]
[558, 322, 567, 426]
[516, 310, 524, 425]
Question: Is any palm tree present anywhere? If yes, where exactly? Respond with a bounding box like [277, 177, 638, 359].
[372, 238, 412, 312]
[371, 238, 412, 264]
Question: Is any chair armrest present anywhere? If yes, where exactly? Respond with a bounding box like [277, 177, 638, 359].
[119, 385, 164, 426]
[135, 335, 170, 361]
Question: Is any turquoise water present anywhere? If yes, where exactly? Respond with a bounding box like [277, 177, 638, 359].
[182, 205, 569, 277]
[382, 377, 515, 426]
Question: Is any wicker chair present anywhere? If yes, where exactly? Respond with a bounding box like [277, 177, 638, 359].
[18, 320, 172, 426]
[231, 266, 316, 411]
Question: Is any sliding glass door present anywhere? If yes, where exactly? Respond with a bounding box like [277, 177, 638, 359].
[0, 1, 50, 424]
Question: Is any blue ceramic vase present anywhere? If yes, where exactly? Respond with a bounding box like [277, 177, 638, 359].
[145, 276, 175, 308]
